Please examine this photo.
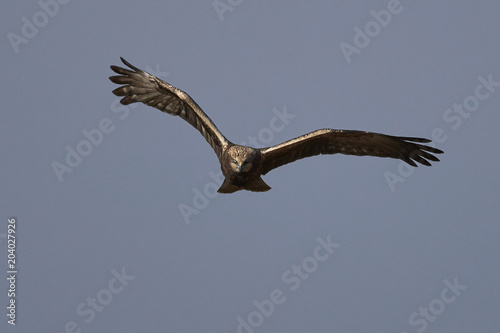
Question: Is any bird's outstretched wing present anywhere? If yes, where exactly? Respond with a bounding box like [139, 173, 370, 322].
[109, 57, 229, 159]
[259, 129, 443, 175]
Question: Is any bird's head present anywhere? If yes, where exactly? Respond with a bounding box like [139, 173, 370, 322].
[228, 146, 256, 173]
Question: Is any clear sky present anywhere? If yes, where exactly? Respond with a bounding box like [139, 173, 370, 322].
[1, 1, 499, 332]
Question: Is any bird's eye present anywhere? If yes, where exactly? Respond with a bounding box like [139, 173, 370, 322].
[232, 159, 237, 164]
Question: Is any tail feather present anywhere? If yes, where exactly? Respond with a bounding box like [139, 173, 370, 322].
[217, 177, 271, 193]
[217, 179, 242, 193]
[244, 177, 271, 192]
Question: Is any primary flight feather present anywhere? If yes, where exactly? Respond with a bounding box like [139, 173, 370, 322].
[109, 57, 443, 193]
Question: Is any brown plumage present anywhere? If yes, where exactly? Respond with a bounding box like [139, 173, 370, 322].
[109, 57, 443, 193]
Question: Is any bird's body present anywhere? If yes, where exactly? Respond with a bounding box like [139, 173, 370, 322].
[219, 145, 269, 193]
[109, 58, 443, 193]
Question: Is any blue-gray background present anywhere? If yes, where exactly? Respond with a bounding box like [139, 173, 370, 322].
[1, 1, 499, 332]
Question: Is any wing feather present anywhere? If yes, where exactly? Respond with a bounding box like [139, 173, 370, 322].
[259, 129, 443, 174]
[109, 57, 228, 159]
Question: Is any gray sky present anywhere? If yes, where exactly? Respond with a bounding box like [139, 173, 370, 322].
[1, 1, 499, 332]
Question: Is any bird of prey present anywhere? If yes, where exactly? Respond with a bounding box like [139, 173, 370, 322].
[109, 57, 443, 193]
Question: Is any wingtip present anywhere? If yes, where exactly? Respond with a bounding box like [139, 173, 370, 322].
[119, 57, 137, 70]
[403, 137, 432, 143]
[434, 148, 444, 154]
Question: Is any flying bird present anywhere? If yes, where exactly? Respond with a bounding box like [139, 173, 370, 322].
[109, 58, 443, 193]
